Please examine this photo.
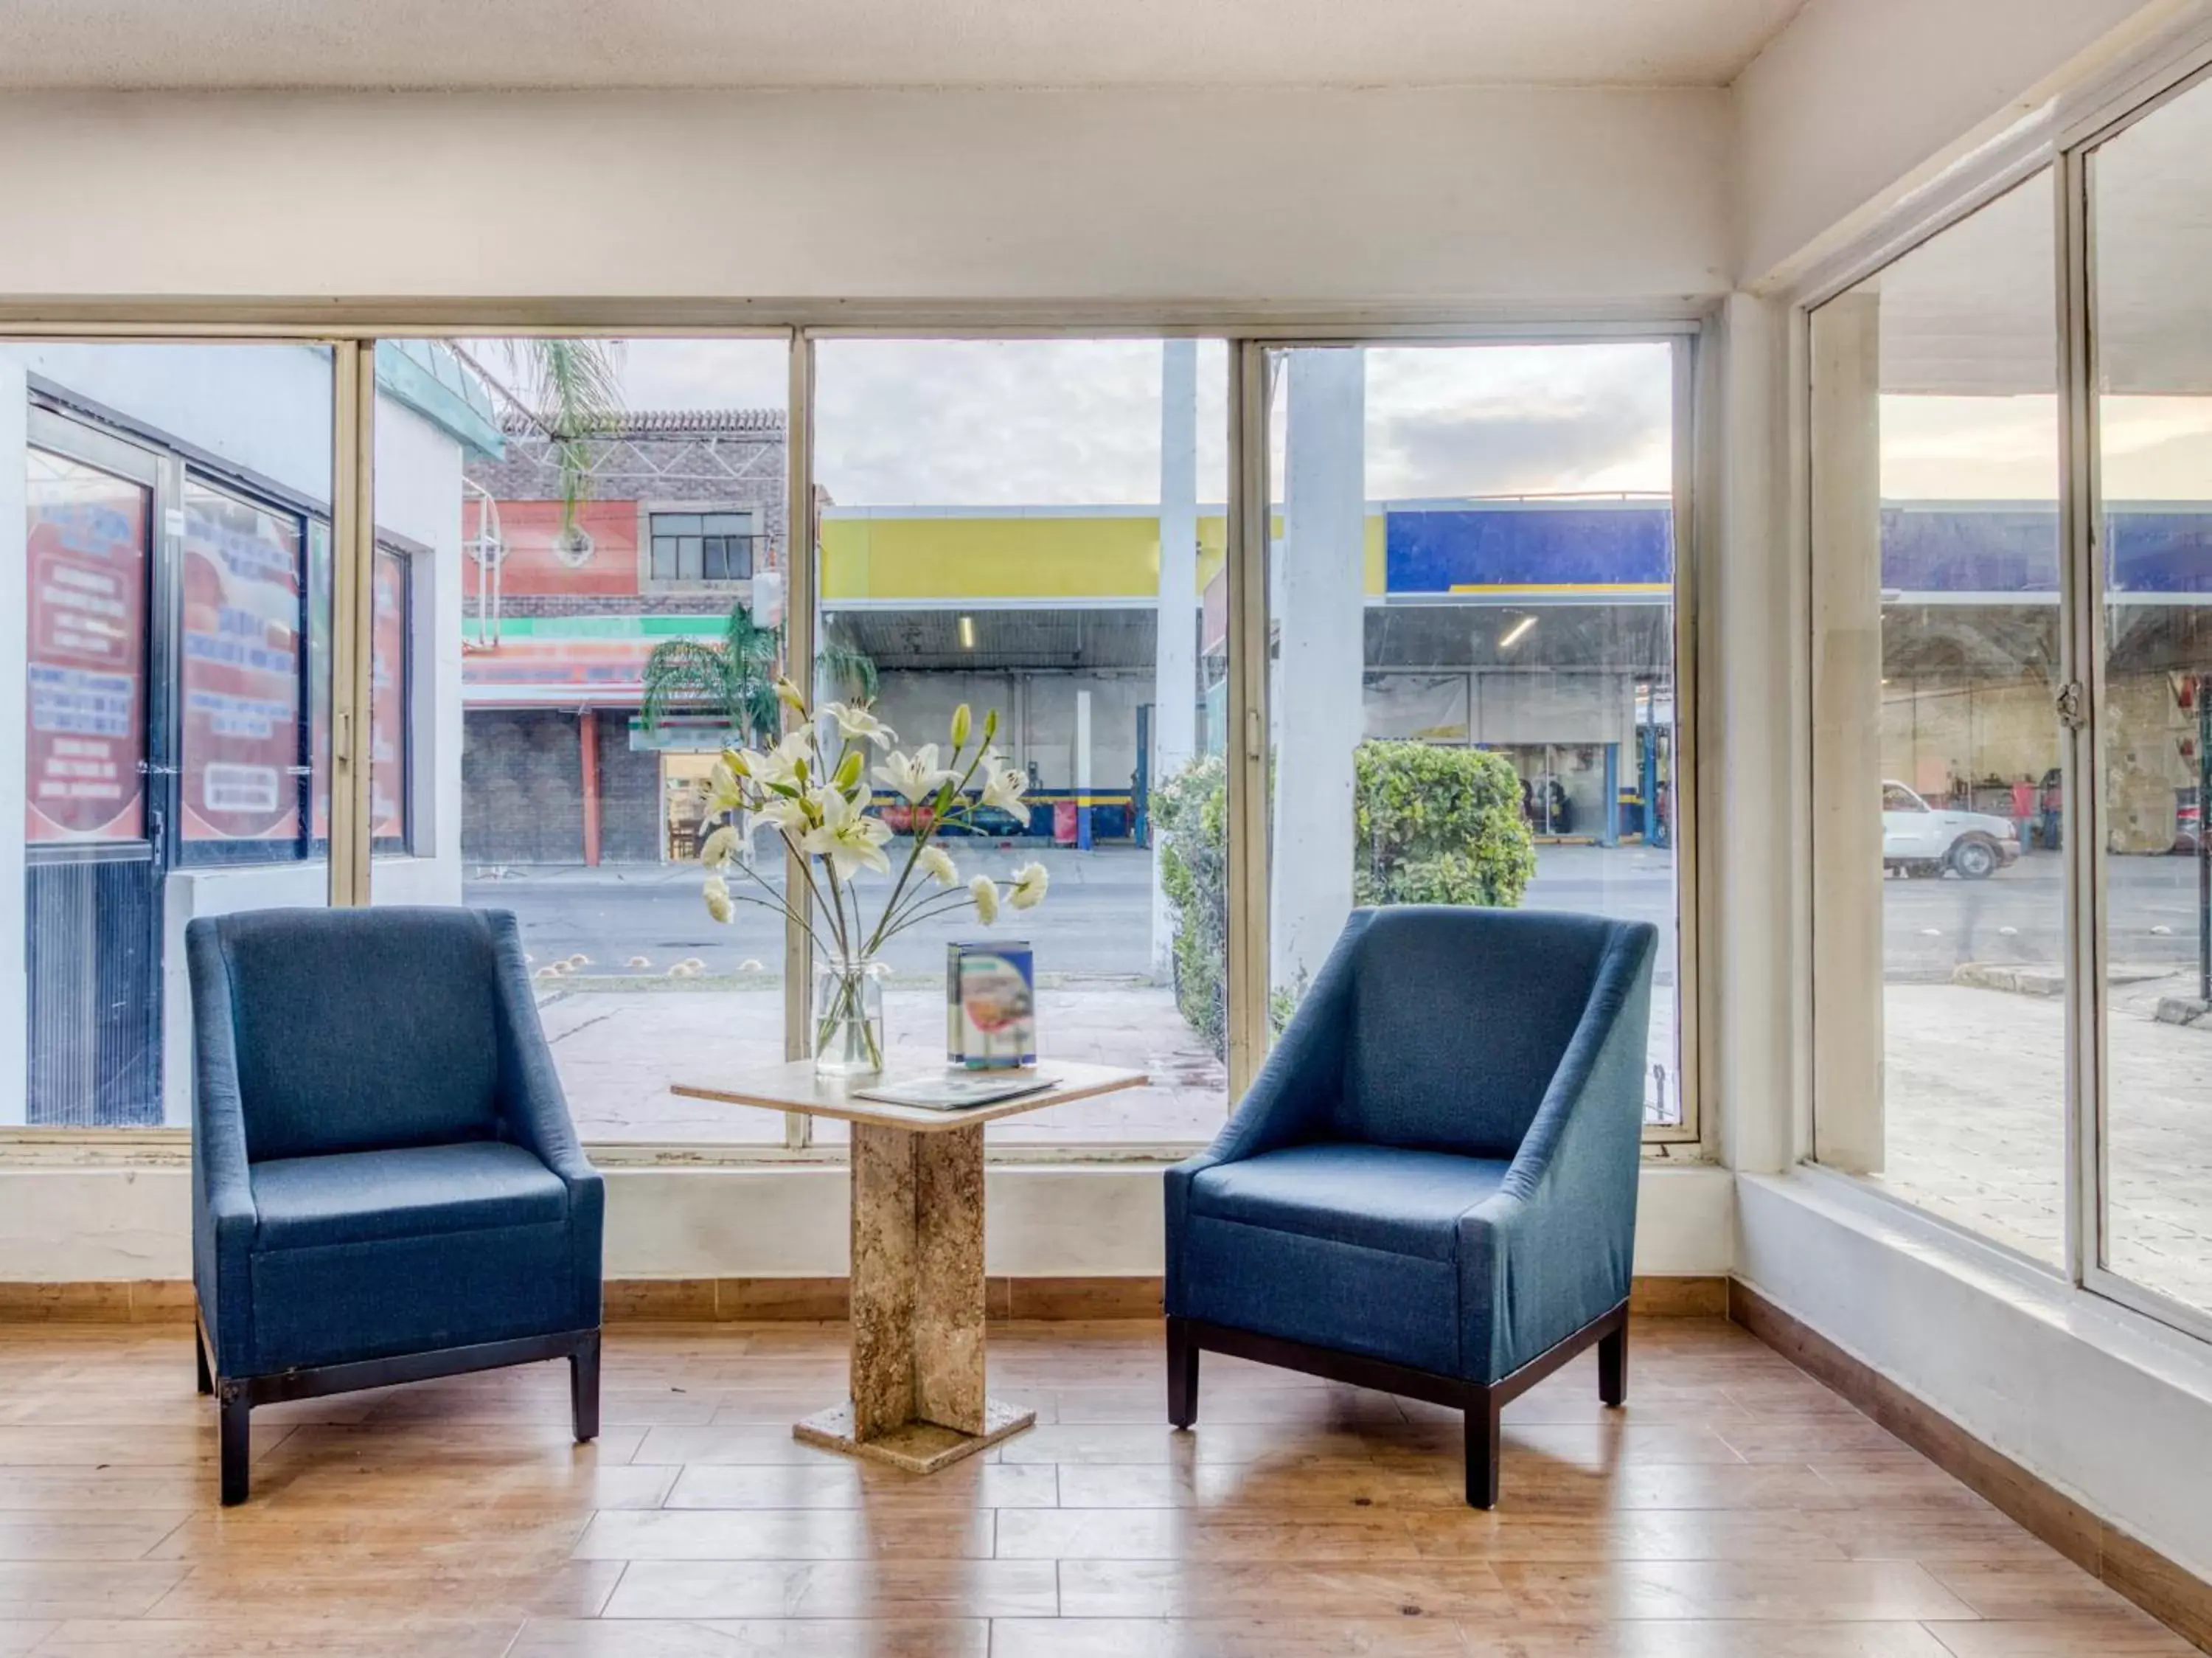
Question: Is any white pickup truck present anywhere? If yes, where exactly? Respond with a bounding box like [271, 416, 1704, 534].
[1882, 781, 2020, 880]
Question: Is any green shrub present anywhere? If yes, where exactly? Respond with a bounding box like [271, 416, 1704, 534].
[1152, 753, 1228, 1059]
[1354, 740, 1537, 908]
[1152, 740, 1535, 1061]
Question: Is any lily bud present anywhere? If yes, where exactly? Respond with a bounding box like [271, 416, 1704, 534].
[950, 703, 973, 749]
[833, 750, 863, 791]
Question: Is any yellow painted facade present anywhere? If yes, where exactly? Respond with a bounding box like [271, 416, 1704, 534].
[818, 509, 1385, 601]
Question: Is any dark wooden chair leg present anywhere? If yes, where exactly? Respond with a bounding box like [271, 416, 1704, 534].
[1464, 1387, 1500, 1508]
[195, 1330, 213, 1397]
[571, 1330, 602, 1443]
[218, 1386, 251, 1506]
[1599, 1319, 1627, 1408]
[1166, 1316, 1200, 1429]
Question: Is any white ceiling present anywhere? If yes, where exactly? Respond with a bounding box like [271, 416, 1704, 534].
[0, 0, 1809, 91]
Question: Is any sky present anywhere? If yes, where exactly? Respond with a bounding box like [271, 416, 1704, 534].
[582, 337, 1677, 507]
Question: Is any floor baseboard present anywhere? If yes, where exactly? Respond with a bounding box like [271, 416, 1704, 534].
[1731, 1278, 2212, 1655]
[0, 1274, 1729, 1325]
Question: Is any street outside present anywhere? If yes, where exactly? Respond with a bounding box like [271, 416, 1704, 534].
[480, 842, 1683, 1146]
[479, 839, 2211, 1311]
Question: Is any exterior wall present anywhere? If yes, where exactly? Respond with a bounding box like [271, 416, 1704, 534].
[462, 710, 585, 865]
[1, 344, 472, 1124]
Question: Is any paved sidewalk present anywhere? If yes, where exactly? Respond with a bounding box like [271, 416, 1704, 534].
[540, 979, 1230, 1146]
[1880, 978, 2212, 1314]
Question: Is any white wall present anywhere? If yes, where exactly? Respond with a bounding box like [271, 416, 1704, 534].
[1740, 1172, 2212, 1583]
[1732, 0, 2185, 288]
[0, 87, 1729, 305]
[0, 1160, 1733, 1282]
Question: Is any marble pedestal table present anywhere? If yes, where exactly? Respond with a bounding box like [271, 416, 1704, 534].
[672, 1058, 1147, 1473]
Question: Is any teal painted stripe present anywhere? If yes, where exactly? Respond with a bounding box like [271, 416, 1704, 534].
[465, 614, 726, 640]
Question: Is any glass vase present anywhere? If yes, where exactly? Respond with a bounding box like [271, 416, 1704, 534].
[813, 957, 886, 1080]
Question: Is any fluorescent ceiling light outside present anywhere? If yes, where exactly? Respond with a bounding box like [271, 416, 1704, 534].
[1498, 615, 1537, 651]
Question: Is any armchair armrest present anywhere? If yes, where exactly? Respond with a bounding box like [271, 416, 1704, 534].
[1455, 920, 1656, 1380]
[483, 911, 604, 1329]
[1165, 911, 1373, 1309]
[184, 920, 259, 1375]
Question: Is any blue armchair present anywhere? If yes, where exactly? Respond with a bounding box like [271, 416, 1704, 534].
[189, 906, 604, 1505]
[1165, 905, 1656, 1508]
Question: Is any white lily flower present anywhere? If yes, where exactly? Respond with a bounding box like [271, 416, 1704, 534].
[802, 783, 893, 880]
[746, 794, 813, 847]
[969, 873, 1000, 926]
[918, 844, 959, 887]
[824, 701, 896, 749]
[874, 743, 956, 805]
[704, 759, 747, 815]
[702, 875, 733, 923]
[981, 764, 1029, 814]
[699, 825, 739, 870]
[751, 729, 815, 790]
[1008, 860, 1049, 911]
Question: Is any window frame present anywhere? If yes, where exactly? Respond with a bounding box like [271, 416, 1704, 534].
[639, 499, 762, 594]
[1792, 28, 2212, 1348]
[3, 319, 1706, 1166]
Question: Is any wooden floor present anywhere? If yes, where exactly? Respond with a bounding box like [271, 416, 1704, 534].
[0, 1316, 2194, 1657]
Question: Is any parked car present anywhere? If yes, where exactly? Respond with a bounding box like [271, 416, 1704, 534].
[1882, 780, 2018, 879]
[2177, 785, 2200, 856]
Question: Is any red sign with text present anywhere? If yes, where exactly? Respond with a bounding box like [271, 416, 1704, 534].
[181, 482, 302, 845]
[25, 451, 150, 844]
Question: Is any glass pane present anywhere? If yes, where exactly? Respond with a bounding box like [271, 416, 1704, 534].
[6, 343, 333, 1127]
[1808, 173, 2065, 1265]
[678, 535, 703, 580]
[378, 336, 792, 1144]
[812, 338, 1231, 1144]
[2090, 81, 2212, 1317]
[181, 478, 307, 856]
[655, 513, 703, 536]
[1265, 342, 1684, 1126]
[703, 513, 749, 536]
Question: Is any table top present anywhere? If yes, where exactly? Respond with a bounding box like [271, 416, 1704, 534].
[671, 1058, 1149, 1134]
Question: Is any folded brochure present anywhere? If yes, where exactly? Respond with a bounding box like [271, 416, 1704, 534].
[854, 1069, 1058, 1111]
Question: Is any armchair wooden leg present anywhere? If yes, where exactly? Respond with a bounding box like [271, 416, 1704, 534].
[1599, 1319, 1627, 1409]
[1464, 1387, 1500, 1509]
[1166, 1316, 1200, 1429]
[218, 1385, 251, 1506]
[571, 1330, 602, 1443]
[195, 1331, 213, 1397]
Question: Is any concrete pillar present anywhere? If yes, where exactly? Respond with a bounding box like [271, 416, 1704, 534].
[1074, 687, 1093, 852]
[579, 707, 602, 867]
[1270, 348, 1366, 997]
[1809, 291, 1887, 1174]
[1150, 340, 1199, 975]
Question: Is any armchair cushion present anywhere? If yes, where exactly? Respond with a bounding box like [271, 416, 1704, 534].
[1188, 1144, 1511, 1263]
[251, 1142, 568, 1252]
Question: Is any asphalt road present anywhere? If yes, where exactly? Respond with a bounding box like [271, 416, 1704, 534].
[462, 842, 2210, 984]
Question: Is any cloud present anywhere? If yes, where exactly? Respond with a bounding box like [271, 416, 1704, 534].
[588, 336, 1673, 506]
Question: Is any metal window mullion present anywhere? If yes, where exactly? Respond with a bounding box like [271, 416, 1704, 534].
[1668, 332, 1703, 1147]
[2056, 149, 2106, 1292]
[783, 330, 816, 1148]
[1225, 341, 1271, 1098]
[328, 340, 376, 909]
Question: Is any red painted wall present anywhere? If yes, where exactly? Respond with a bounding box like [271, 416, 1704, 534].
[466, 499, 639, 598]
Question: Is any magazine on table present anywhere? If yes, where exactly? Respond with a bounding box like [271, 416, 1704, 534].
[854, 1069, 1058, 1111]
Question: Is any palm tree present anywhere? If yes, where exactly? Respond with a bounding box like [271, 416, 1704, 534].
[448, 339, 625, 527]
[641, 605, 880, 748]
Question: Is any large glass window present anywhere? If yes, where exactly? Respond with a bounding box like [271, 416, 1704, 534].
[376, 336, 794, 1145]
[6, 344, 335, 1128]
[811, 338, 1231, 1145]
[1264, 342, 1688, 1128]
[1807, 175, 2068, 1266]
[2088, 75, 2212, 1319]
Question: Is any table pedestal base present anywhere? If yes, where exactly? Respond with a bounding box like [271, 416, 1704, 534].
[794, 1395, 1035, 1474]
